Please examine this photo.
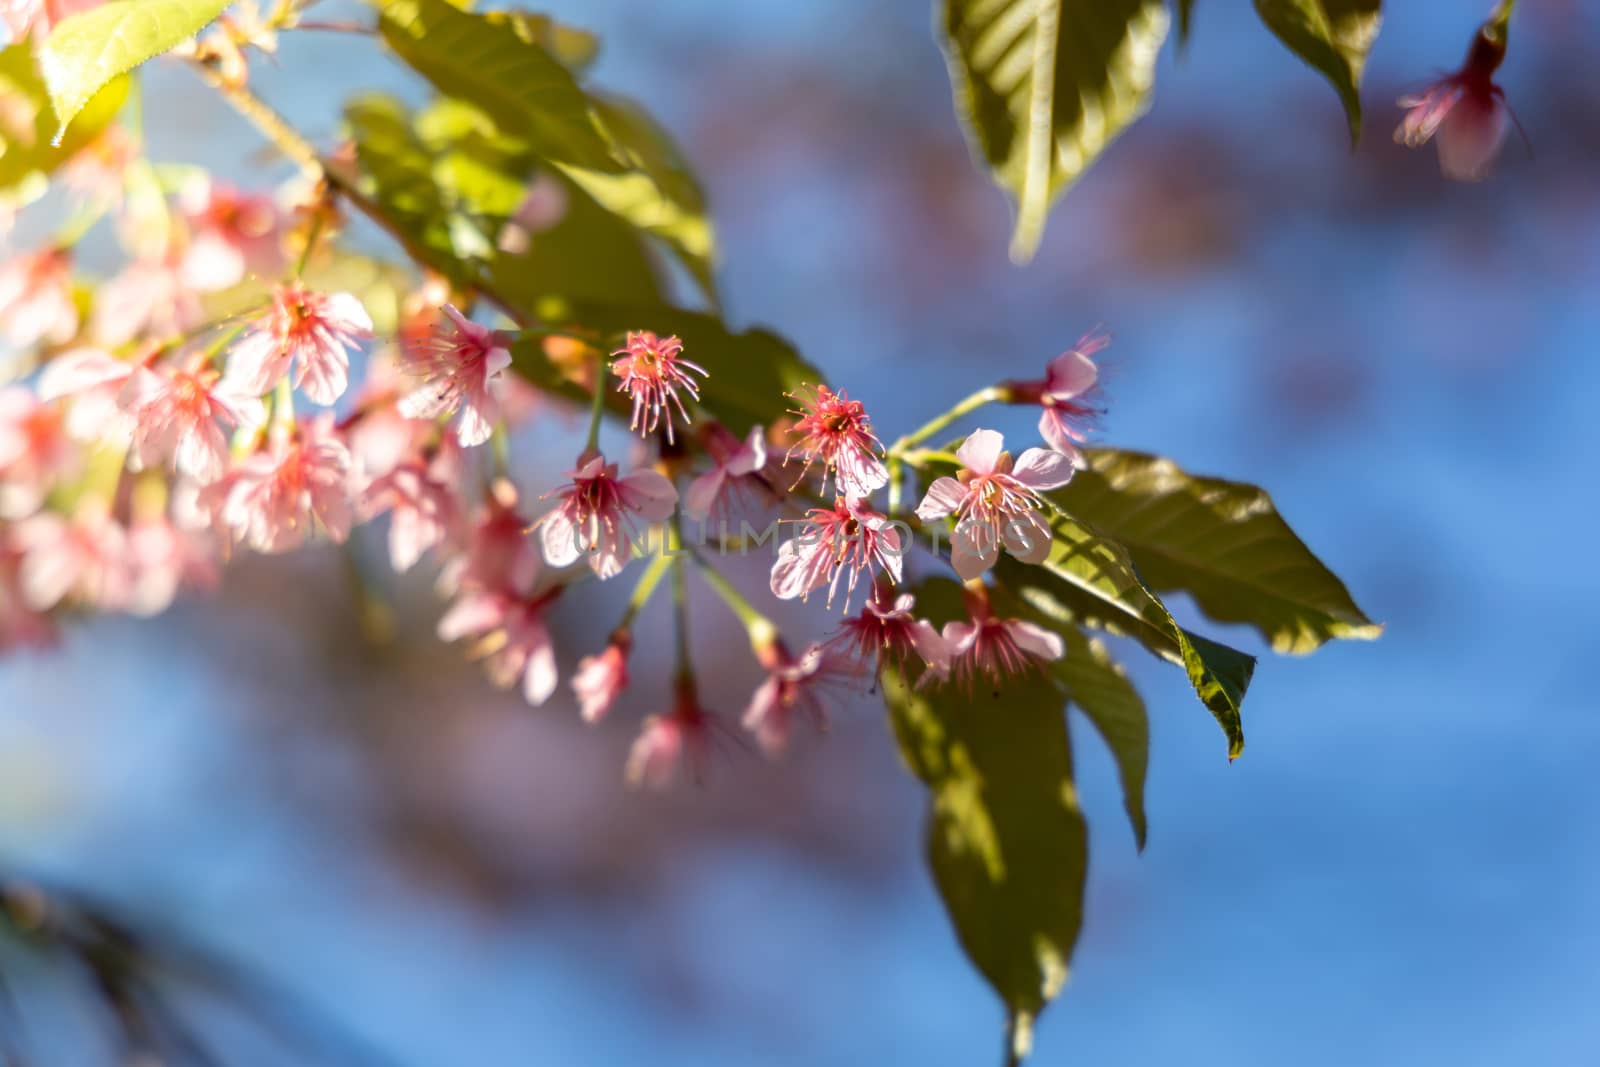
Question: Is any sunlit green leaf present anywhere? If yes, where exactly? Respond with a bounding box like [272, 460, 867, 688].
[375, 0, 619, 170]
[1253, 0, 1382, 141]
[558, 93, 718, 303]
[1057, 626, 1149, 849]
[993, 504, 1254, 759]
[882, 660, 1086, 1064]
[1062, 449, 1382, 655]
[38, 0, 228, 137]
[0, 44, 126, 201]
[940, 0, 1169, 263]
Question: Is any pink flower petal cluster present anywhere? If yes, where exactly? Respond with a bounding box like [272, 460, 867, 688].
[225, 283, 373, 405]
[396, 305, 511, 446]
[538, 452, 677, 579]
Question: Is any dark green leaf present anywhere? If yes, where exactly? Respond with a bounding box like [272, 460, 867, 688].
[1061, 449, 1382, 654]
[1253, 0, 1382, 141]
[0, 44, 126, 204]
[38, 0, 227, 137]
[882, 662, 1086, 1064]
[1056, 627, 1149, 849]
[558, 93, 718, 302]
[376, 0, 619, 169]
[993, 504, 1254, 759]
[940, 0, 1170, 262]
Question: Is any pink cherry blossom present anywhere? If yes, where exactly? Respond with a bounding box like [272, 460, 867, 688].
[437, 588, 559, 705]
[0, 386, 77, 519]
[396, 305, 511, 446]
[225, 283, 373, 404]
[770, 496, 903, 609]
[1395, 30, 1513, 183]
[626, 684, 713, 789]
[937, 598, 1064, 691]
[0, 537, 56, 650]
[11, 507, 130, 612]
[784, 383, 887, 498]
[221, 419, 353, 554]
[538, 452, 677, 579]
[742, 641, 851, 758]
[0, 247, 78, 349]
[438, 480, 542, 596]
[610, 331, 707, 445]
[125, 516, 218, 618]
[572, 634, 630, 724]
[91, 256, 204, 347]
[1009, 331, 1108, 464]
[35, 347, 135, 442]
[914, 428, 1071, 581]
[358, 453, 461, 573]
[119, 364, 265, 484]
[178, 177, 284, 291]
[683, 422, 770, 522]
[0, 0, 101, 41]
[827, 585, 948, 677]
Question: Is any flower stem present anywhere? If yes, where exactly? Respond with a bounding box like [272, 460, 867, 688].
[691, 553, 777, 656]
[295, 210, 324, 278]
[584, 349, 608, 454]
[672, 553, 693, 683]
[889, 385, 1008, 457]
[1486, 0, 1514, 40]
[614, 549, 672, 634]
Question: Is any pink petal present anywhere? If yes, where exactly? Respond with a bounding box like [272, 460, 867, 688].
[1044, 349, 1097, 397]
[1006, 620, 1064, 663]
[1011, 447, 1075, 491]
[1001, 509, 1053, 565]
[914, 477, 967, 522]
[955, 428, 1005, 475]
[619, 468, 678, 521]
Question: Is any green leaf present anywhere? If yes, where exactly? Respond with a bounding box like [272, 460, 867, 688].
[557, 93, 719, 303]
[344, 94, 465, 284]
[882, 663, 1087, 1064]
[1253, 0, 1382, 141]
[1176, 0, 1196, 44]
[38, 0, 229, 138]
[1061, 449, 1382, 655]
[1056, 628, 1149, 849]
[0, 44, 126, 202]
[992, 504, 1254, 759]
[376, 0, 619, 170]
[511, 300, 819, 436]
[499, 11, 601, 75]
[939, 0, 1170, 263]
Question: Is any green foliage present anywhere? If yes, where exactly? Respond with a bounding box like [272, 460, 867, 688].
[0, 44, 126, 206]
[1053, 625, 1150, 849]
[1253, 0, 1383, 141]
[881, 656, 1086, 1065]
[992, 503, 1255, 759]
[38, 0, 229, 137]
[1175, 0, 1197, 44]
[939, 0, 1170, 263]
[1062, 449, 1382, 654]
[374, 0, 718, 300]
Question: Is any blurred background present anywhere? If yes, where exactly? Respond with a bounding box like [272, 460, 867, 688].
[4, 0, 1600, 1062]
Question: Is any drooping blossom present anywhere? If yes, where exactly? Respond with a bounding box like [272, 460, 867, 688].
[1, 0, 101, 43]
[572, 633, 630, 724]
[537, 452, 677, 579]
[936, 595, 1064, 692]
[683, 422, 771, 522]
[91, 255, 204, 347]
[11, 507, 130, 612]
[119, 364, 265, 484]
[1008, 331, 1108, 464]
[742, 640, 852, 758]
[827, 584, 948, 677]
[0, 386, 77, 518]
[397, 305, 511, 446]
[35, 346, 134, 442]
[1395, 27, 1514, 182]
[178, 177, 284, 291]
[225, 283, 373, 404]
[0, 247, 78, 349]
[220, 418, 353, 554]
[770, 496, 903, 609]
[437, 587, 559, 705]
[610, 331, 707, 445]
[627, 682, 714, 789]
[915, 428, 1072, 581]
[437, 479, 542, 596]
[124, 515, 218, 618]
[358, 450, 462, 573]
[784, 383, 888, 498]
